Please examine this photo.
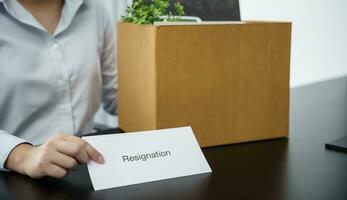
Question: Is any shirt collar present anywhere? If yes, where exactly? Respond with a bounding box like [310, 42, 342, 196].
[1, 0, 86, 36]
[54, 0, 85, 35]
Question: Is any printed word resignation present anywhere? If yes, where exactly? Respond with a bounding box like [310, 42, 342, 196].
[122, 150, 172, 163]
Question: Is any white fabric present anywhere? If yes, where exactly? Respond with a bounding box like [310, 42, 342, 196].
[0, 0, 117, 170]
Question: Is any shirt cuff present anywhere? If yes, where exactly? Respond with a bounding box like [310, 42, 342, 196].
[0, 131, 29, 171]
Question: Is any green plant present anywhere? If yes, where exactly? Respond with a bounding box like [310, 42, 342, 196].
[122, 0, 185, 25]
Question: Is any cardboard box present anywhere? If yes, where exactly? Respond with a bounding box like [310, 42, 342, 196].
[117, 21, 291, 147]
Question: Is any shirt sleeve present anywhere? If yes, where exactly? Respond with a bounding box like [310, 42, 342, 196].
[0, 130, 28, 171]
[100, 6, 118, 116]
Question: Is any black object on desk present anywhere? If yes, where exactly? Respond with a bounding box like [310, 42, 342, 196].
[326, 136, 347, 153]
[144, 0, 241, 21]
[168, 0, 241, 21]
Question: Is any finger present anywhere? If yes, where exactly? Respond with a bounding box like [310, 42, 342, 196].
[51, 152, 79, 170]
[45, 164, 68, 179]
[63, 135, 104, 164]
[85, 142, 105, 164]
[55, 140, 89, 164]
[57, 135, 104, 164]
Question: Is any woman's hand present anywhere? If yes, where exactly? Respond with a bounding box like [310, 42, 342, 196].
[5, 133, 104, 179]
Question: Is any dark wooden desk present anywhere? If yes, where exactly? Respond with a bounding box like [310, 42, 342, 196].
[1, 77, 347, 200]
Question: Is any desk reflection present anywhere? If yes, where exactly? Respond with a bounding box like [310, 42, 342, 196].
[3, 165, 92, 200]
[204, 138, 289, 200]
[2, 163, 212, 200]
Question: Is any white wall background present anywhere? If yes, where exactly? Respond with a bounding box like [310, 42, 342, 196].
[240, 0, 347, 87]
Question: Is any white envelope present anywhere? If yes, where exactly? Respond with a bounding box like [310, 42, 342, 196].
[83, 126, 212, 191]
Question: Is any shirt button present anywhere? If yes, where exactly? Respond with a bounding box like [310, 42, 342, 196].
[52, 43, 59, 50]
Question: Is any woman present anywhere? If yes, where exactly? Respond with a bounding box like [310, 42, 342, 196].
[0, 0, 117, 178]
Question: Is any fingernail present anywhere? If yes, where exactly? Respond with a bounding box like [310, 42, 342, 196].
[98, 155, 105, 164]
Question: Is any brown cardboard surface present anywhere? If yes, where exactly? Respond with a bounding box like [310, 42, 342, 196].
[117, 22, 291, 147]
[117, 23, 157, 131]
